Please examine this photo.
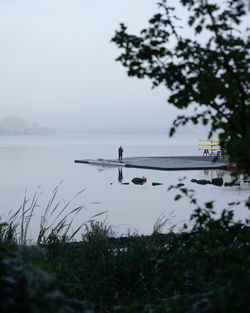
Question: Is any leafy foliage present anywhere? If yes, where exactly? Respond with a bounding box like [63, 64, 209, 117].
[0, 187, 249, 312]
[35, 208, 249, 313]
[112, 0, 250, 173]
[1, 202, 249, 312]
[0, 245, 94, 313]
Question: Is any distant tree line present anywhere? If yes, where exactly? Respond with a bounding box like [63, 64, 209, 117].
[0, 116, 55, 135]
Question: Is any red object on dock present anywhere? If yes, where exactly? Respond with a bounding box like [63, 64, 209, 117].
[226, 163, 237, 172]
[226, 163, 237, 168]
[226, 163, 245, 173]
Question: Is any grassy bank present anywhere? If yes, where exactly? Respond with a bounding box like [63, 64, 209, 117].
[0, 199, 249, 313]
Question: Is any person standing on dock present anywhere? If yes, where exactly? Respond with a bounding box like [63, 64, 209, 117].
[118, 146, 123, 162]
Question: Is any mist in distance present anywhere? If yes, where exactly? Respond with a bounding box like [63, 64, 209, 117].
[0, 0, 207, 137]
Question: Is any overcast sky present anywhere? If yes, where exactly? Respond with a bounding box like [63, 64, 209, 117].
[0, 0, 186, 133]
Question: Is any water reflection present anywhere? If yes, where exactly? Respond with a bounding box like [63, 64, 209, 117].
[118, 168, 123, 183]
[202, 169, 227, 179]
[199, 169, 248, 187]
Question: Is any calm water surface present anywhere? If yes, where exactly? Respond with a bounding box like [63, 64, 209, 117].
[0, 135, 249, 239]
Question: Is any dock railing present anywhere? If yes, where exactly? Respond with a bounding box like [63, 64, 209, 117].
[199, 139, 222, 156]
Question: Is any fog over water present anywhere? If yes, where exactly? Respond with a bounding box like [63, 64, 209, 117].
[0, 0, 183, 134]
[0, 135, 249, 240]
[1, 0, 248, 135]
[0, 1, 249, 240]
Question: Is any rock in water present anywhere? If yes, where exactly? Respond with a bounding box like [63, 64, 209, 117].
[131, 177, 147, 185]
[152, 182, 163, 186]
[191, 179, 211, 185]
[197, 179, 211, 185]
[224, 181, 240, 187]
[212, 177, 223, 186]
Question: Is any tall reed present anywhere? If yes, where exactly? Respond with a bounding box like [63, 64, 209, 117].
[3, 182, 105, 245]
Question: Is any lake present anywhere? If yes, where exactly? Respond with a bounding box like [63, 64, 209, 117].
[0, 134, 249, 240]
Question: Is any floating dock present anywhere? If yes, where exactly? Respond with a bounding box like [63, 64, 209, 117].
[75, 156, 228, 171]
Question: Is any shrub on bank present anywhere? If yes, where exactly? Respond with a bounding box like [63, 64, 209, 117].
[0, 202, 249, 313]
[41, 206, 249, 312]
[0, 235, 94, 313]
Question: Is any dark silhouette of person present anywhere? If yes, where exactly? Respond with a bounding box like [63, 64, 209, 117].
[118, 168, 123, 183]
[118, 146, 123, 162]
[203, 149, 209, 156]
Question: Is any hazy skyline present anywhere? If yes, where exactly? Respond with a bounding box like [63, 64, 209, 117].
[0, 0, 188, 134]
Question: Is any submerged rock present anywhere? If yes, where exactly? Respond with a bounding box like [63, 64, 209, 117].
[191, 179, 211, 185]
[152, 182, 163, 186]
[197, 179, 211, 185]
[131, 177, 147, 185]
[212, 177, 223, 186]
[224, 181, 240, 187]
